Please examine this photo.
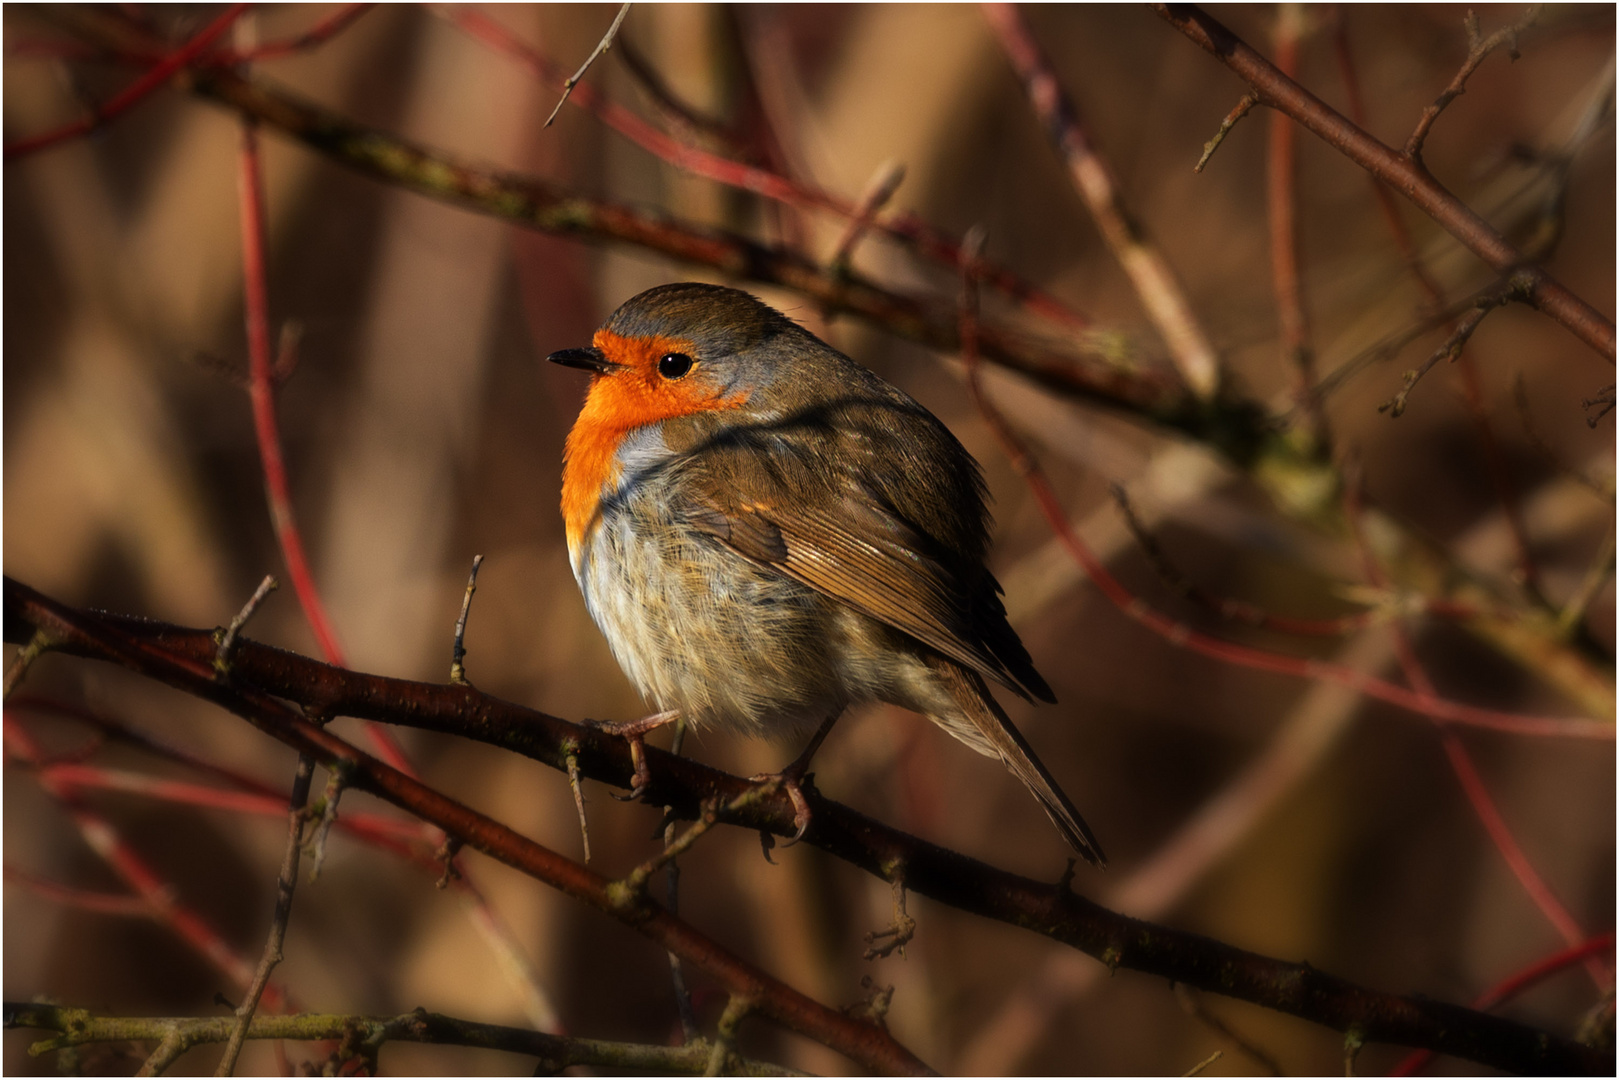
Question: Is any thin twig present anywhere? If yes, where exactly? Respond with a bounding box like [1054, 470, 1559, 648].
[543, 3, 631, 128]
[1334, 21, 1546, 595]
[449, 555, 484, 686]
[215, 575, 277, 677]
[564, 744, 591, 863]
[1583, 384, 1616, 427]
[1379, 281, 1520, 417]
[1404, 7, 1544, 165]
[215, 756, 315, 1077]
[1195, 92, 1259, 172]
[1513, 376, 1615, 503]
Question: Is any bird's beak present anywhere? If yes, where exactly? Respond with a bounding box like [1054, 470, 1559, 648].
[547, 346, 622, 374]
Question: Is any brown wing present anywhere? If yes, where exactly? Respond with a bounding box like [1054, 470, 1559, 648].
[682, 472, 1050, 703]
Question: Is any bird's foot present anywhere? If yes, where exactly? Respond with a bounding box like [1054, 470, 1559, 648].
[748, 765, 815, 846]
[590, 710, 679, 802]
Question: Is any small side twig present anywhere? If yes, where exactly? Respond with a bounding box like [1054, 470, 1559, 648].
[1195, 92, 1258, 173]
[543, 2, 631, 128]
[214, 575, 277, 678]
[1182, 1049, 1224, 1077]
[563, 743, 591, 863]
[1380, 282, 1519, 417]
[1405, 6, 1543, 166]
[215, 755, 315, 1077]
[1583, 384, 1616, 427]
[1513, 376, 1615, 503]
[449, 555, 484, 686]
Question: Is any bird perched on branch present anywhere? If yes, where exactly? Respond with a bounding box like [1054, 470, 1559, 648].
[549, 282, 1104, 865]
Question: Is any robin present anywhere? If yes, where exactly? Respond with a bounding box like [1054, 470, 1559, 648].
[548, 282, 1104, 865]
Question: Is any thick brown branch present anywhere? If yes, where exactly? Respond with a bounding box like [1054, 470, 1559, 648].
[1153, 3, 1615, 363]
[4, 578, 1608, 1077]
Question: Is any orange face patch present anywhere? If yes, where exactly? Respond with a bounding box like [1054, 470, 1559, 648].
[561, 329, 748, 553]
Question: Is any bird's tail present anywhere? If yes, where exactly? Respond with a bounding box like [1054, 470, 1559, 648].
[927, 656, 1106, 867]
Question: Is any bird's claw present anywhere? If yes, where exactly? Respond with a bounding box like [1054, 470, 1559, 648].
[749, 768, 815, 846]
[589, 710, 678, 802]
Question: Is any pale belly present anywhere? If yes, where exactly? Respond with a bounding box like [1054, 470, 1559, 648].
[571, 503, 960, 743]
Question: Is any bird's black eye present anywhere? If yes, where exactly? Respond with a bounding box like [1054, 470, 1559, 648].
[658, 353, 694, 380]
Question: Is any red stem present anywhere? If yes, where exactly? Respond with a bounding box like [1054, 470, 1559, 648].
[237, 119, 414, 775]
[4, 4, 250, 160]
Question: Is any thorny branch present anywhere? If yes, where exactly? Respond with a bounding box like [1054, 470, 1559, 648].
[3, 579, 1609, 1077]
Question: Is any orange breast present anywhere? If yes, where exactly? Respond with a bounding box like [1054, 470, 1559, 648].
[561, 329, 748, 555]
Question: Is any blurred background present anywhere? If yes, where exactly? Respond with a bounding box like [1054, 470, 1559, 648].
[4, 4, 1613, 1074]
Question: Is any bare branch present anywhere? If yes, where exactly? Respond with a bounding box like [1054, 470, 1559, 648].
[1153, 3, 1615, 363]
[1405, 7, 1544, 164]
[543, 3, 631, 128]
